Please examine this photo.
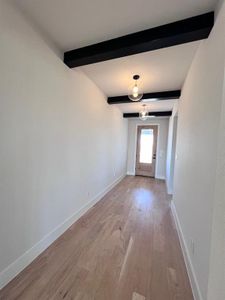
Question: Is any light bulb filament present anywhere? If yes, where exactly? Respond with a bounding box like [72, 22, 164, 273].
[128, 75, 143, 101]
[132, 84, 139, 98]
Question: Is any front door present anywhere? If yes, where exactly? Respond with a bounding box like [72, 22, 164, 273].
[135, 125, 158, 177]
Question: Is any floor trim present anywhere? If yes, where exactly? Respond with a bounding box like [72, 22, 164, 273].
[127, 171, 135, 176]
[155, 175, 166, 180]
[171, 201, 203, 300]
[0, 174, 125, 290]
[166, 180, 173, 195]
[126, 172, 166, 180]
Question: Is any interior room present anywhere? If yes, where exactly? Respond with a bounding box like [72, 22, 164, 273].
[0, 0, 225, 299]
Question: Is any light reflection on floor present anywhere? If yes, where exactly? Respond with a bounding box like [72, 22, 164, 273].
[133, 187, 155, 210]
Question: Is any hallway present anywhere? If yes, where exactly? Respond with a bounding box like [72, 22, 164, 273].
[0, 176, 193, 300]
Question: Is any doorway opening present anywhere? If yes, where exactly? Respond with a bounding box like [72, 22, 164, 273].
[135, 125, 158, 177]
[170, 115, 178, 193]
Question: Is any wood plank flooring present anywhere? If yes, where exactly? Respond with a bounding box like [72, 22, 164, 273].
[0, 176, 193, 300]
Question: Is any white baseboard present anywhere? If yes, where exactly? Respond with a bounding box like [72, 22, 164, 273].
[126, 172, 166, 180]
[171, 202, 203, 300]
[0, 174, 125, 290]
[166, 180, 173, 195]
[167, 189, 173, 195]
[127, 171, 135, 176]
[155, 175, 166, 180]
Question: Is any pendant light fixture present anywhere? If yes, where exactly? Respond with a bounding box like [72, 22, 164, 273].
[139, 104, 148, 121]
[128, 75, 143, 101]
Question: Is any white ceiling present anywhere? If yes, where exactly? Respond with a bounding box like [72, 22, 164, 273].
[13, 0, 216, 52]
[80, 42, 200, 97]
[12, 0, 217, 114]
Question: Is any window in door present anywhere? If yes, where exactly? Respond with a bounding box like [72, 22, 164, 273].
[139, 129, 154, 164]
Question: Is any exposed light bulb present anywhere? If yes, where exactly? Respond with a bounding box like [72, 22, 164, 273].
[132, 85, 139, 98]
[133, 85, 138, 94]
[139, 104, 148, 121]
[128, 75, 143, 101]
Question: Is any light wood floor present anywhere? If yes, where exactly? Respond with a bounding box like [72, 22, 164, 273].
[0, 176, 193, 300]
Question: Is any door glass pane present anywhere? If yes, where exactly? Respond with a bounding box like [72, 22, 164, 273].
[139, 129, 153, 163]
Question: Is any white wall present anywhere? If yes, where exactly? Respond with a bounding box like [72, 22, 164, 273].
[0, 1, 128, 288]
[172, 1, 225, 299]
[127, 118, 169, 179]
[166, 102, 178, 194]
[207, 33, 225, 300]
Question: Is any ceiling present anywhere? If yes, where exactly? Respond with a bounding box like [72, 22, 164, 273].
[13, 0, 217, 114]
[13, 0, 216, 52]
[80, 42, 200, 97]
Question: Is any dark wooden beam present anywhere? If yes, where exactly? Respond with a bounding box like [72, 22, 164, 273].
[123, 111, 172, 118]
[108, 90, 181, 104]
[64, 12, 214, 68]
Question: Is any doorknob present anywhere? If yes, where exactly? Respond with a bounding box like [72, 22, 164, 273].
[153, 154, 156, 159]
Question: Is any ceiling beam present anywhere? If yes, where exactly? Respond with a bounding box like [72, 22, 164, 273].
[123, 111, 172, 118]
[64, 12, 214, 68]
[108, 90, 181, 104]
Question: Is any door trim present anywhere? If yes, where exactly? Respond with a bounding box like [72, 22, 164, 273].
[134, 123, 160, 178]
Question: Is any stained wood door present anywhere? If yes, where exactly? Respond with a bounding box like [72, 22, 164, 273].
[135, 125, 158, 177]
